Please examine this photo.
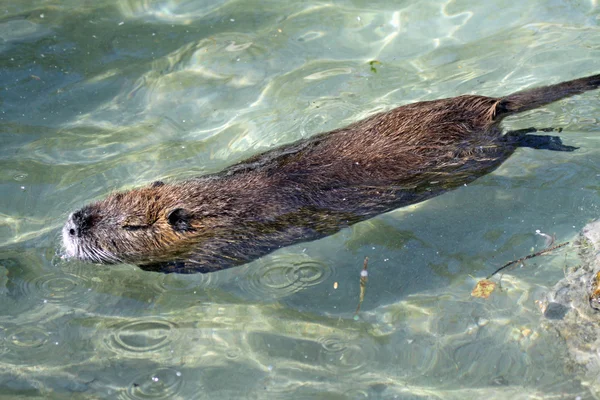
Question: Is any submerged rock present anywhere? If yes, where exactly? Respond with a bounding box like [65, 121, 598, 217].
[544, 219, 600, 395]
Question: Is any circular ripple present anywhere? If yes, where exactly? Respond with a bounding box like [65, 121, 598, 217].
[105, 319, 179, 358]
[240, 254, 332, 299]
[0, 258, 47, 316]
[225, 348, 241, 360]
[318, 336, 348, 353]
[318, 336, 378, 374]
[125, 368, 184, 400]
[0, 323, 65, 366]
[39, 275, 79, 298]
[12, 172, 28, 181]
[7, 326, 48, 349]
[16, 270, 97, 309]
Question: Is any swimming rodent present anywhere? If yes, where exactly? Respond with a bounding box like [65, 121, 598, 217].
[63, 73, 600, 273]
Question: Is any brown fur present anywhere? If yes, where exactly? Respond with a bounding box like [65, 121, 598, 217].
[63, 74, 600, 273]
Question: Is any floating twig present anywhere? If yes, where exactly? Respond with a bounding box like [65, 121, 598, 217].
[486, 242, 569, 280]
[355, 257, 369, 315]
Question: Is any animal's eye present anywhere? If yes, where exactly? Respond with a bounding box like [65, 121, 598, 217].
[122, 216, 150, 230]
[122, 224, 148, 231]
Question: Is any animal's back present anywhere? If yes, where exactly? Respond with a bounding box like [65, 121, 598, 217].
[62, 73, 600, 273]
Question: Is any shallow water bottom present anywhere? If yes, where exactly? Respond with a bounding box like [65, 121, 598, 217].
[0, 202, 595, 399]
[1, 0, 600, 398]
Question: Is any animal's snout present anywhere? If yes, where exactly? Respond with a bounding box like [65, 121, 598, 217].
[68, 209, 94, 238]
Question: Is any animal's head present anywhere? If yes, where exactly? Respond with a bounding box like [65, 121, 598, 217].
[62, 182, 198, 265]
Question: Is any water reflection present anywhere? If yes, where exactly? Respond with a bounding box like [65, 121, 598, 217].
[1, 0, 599, 397]
[118, 0, 229, 23]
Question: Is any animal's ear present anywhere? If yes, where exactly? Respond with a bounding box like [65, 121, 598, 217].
[151, 181, 164, 188]
[167, 208, 194, 232]
[491, 99, 509, 120]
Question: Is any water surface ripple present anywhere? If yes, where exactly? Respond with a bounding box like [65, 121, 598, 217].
[0, 0, 599, 398]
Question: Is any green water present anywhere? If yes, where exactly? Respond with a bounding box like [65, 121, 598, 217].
[1, 0, 599, 398]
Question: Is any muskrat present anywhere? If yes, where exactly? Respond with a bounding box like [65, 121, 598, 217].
[63, 73, 600, 273]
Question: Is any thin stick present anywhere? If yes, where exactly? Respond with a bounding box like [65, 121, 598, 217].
[355, 257, 369, 315]
[486, 242, 569, 279]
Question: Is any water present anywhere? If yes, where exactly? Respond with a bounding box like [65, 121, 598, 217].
[1, 0, 599, 398]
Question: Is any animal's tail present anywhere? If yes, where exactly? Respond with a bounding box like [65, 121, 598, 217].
[494, 73, 600, 119]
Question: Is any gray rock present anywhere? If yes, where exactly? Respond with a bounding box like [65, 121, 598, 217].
[544, 219, 600, 396]
[543, 302, 569, 320]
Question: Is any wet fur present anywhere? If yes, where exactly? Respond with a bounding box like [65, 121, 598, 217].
[63, 74, 600, 273]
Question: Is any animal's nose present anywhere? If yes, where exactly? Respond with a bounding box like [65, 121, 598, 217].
[69, 209, 94, 237]
[65, 214, 80, 238]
